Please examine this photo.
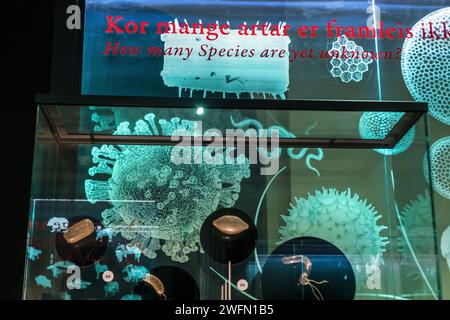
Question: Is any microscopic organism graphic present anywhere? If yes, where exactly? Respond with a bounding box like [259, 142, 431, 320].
[398, 192, 436, 280]
[60, 292, 71, 300]
[359, 112, 416, 156]
[116, 244, 141, 263]
[121, 294, 142, 300]
[328, 36, 373, 83]
[423, 136, 450, 200]
[85, 114, 250, 263]
[401, 8, 450, 125]
[35, 275, 52, 289]
[161, 19, 291, 99]
[27, 246, 42, 261]
[47, 261, 73, 278]
[95, 263, 109, 280]
[122, 265, 149, 283]
[78, 280, 92, 289]
[231, 117, 324, 176]
[47, 217, 69, 233]
[104, 281, 120, 297]
[442, 225, 450, 270]
[278, 188, 389, 277]
[96, 227, 115, 242]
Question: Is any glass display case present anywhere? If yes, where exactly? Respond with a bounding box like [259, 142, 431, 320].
[23, 96, 442, 300]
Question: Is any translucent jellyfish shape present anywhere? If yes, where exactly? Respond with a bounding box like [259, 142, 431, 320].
[398, 192, 436, 279]
[328, 36, 373, 83]
[423, 136, 450, 200]
[278, 188, 389, 274]
[161, 19, 291, 99]
[401, 8, 450, 125]
[359, 112, 416, 156]
[85, 114, 251, 263]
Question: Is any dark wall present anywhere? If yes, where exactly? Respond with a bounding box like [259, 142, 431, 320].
[2, 1, 54, 299]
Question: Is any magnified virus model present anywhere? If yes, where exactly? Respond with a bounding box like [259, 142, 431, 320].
[231, 117, 324, 176]
[161, 19, 291, 99]
[423, 136, 450, 200]
[398, 191, 436, 280]
[359, 112, 416, 156]
[328, 36, 373, 83]
[85, 114, 251, 263]
[401, 8, 450, 125]
[278, 188, 389, 276]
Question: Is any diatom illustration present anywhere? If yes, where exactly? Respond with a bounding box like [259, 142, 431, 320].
[401, 8, 450, 125]
[359, 112, 416, 156]
[27, 246, 42, 261]
[104, 281, 120, 297]
[231, 116, 324, 176]
[398, 192, 436, 279]
[278, 188, 389, 276]
[122, 265, 149, 283]
[85, 114, 250, 263]
[161, 19, 291, 99]
[423, 136, 450, 200]
[328, 36, 373, 83]
[35, 275, 52, 289]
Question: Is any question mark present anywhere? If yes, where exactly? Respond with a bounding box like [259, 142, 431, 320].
[395, 47, 402, 60]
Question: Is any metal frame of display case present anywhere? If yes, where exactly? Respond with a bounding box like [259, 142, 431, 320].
[35, 94, 427, 149]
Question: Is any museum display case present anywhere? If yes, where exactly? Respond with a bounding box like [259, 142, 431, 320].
[23, 96, 443, 300]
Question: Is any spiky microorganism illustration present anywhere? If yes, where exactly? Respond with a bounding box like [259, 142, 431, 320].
[160, 19, 291, 99]
[278, 188, 389, 275]
[423, 136, 450, 200]
[231, 117, 324, 176]
[401, 8, 450, 125]
[85, 114, 251, 263]
[398, 192, 436, 280]
[359, 112, 416, 156]
[328, 36, 373, 83]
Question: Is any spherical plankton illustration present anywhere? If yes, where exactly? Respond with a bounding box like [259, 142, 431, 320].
[401, 8, 450, 125]
[423, 136, 450, 200]
[398, 192, 436, 280]
[85, 114, 251, 263]
[278, 188, 389, 273]
[359, 112, 416, 156]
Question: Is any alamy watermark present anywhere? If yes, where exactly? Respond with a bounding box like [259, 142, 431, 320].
[171, 121, 280, 176]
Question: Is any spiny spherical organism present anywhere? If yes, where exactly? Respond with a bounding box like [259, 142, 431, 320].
[328, 36, 373, 83]
[278, 188, 389, 273]
[85, 114, 250, 263]
[423, 136, 450, 200]
[359, 112, 416, 156]
[398, 191, 436, 280]
[401, 8, 450, 125]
